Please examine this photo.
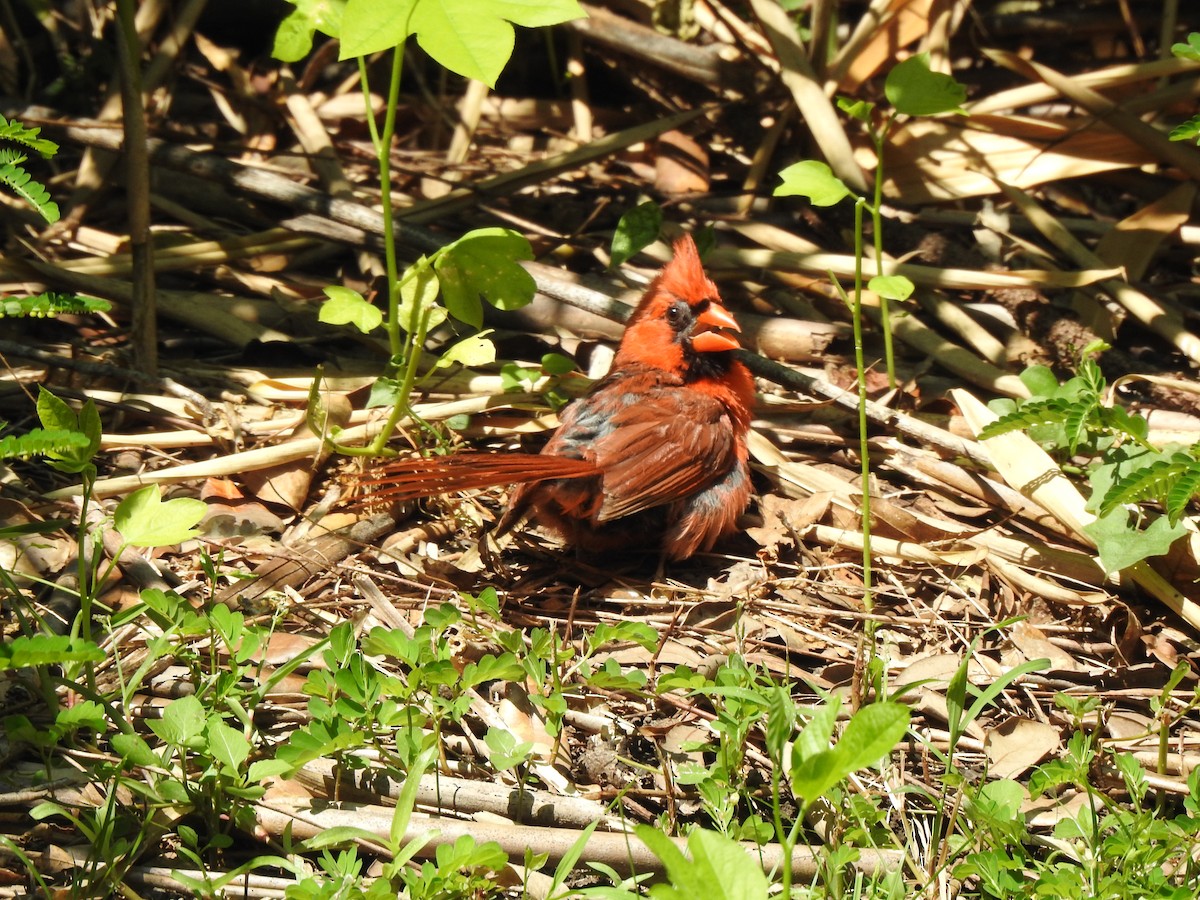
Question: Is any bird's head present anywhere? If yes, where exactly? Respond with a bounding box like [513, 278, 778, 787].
[615, 235, 742, 376]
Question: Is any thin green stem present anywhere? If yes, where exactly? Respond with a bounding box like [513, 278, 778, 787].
[871, 117, 895, 389]
[851, 200, 873, 617]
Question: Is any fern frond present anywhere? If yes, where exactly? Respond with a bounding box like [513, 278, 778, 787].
[1098, 455, 1196, 517]
[1063, 395, 1101, 454]
[0, 292, 112, 318]
[0, 114, 58, 158]
[0, 162, 60, 223]
[0, 428, 90, 461]
[977, 398, 1075, 440]
[1165, 465, 1200, 523]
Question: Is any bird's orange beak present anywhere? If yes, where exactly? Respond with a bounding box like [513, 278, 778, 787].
[691, 302, 741, 353]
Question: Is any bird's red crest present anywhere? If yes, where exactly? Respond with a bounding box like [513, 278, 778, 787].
[657, 234, 718, 303]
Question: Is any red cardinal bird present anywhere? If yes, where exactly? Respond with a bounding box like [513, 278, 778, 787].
[362, 234, 755, 561]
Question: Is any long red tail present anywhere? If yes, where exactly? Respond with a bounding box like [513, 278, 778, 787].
[357, 452, 599, 505]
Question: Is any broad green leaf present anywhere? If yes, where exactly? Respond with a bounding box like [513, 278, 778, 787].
[398, 259, 446, 333]
[114, 485, 206, 548]
[868, 275, 914, 302]
[434, 331, 496, 369]
[794, 694, 839, 760]
[1017, 364, 1061, 399]
[149, 694, 206, 748]
[0, 634, 104, 670]
[434, 228, 534, 328]
[973, 778, 1025, 824]
[837, 96, 875, 122]
[112, 732, 161, 768]
[1172, 32, 1200, 62]
[540, 352, 576, 375]
[834, 701, 910, 771]
[319, 285, 383, 333]
[789, 746, 842, 804]
[339, 0, 586, 87]
[272, 0, 347, 61]
[885, 52, 967, 117]
[302, 825, 387, 850]
[683, 828, 770, 900]
[1083, 508, 1186, 575]
[247, 758, 293, 781]
[36, 388, 99, 473]
[366, 375, 404, 409]
[56, 701, 105, 734]
[610, 201, 662, 267]
[791, 701, 908, 803]
[484, 726, 533, 770]
[206, 719, 251, 771]
[774, 160, 853, 206]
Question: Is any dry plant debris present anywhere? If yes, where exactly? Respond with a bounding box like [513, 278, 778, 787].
[2, 0, 1200, 896]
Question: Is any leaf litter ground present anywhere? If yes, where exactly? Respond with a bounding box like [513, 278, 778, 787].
[3, 2, 1200, 895]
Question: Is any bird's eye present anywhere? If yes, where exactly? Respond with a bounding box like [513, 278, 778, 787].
[665, 301, 686, 327]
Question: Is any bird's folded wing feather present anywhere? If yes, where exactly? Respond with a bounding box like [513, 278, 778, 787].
[592, 389, 737, 521]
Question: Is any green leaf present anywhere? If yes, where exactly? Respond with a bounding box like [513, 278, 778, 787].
[1095, 452, 1194, 518]
[791, 701, 909, 804]
[1018, 364, 1061, 399]
[273, 0, 348, 61]
[149, 695, 206, 749]
[56, 701, 106, 734]
[774, 160, 853, 206]
[247, 758, 292, 782]
[36, 388, 100, 473]
[112, 732, 161, 768]
[836, 96, 875, 123]
[683, 828, 769, 900]
[0, 634, 104, 671]
[634, 826, 697, 895]
[885, 52, 967, 117]
[114, 485, 206, 548]
[206, 719, 251, 771]
[540, 352, 576, 375]
[1083, 508, 1186, 575]
[339, 0, 586, 87]
[0, 160, 59, 222]
[398, 259, 446, 333]
[484, 726, 533, 770]
[1169, 114, 1200, 146]
[834, 701, 910, 771]
[434, 331, 497, 369]
[610, 201, 663, 267]
[1172, 32, 1200, 62]
[868, 275, 914, 302]
[434, 228, 535, 328]
[973, 778, 1026, 825]
[0, 114, 59, 158]
[302, 825, 387, 851]
[319, 285, 384, 333]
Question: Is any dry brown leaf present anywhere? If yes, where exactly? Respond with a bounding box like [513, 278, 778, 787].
[985, 717, 1061, 779]
[837, 0, 936, 92]
[499, 684, 556, 762]
[746, 492, 830, 555]
[874, 117, 1155, 202]
[1008, 620, 1081, 671]
[655, 130, 709, 194]
[1095, 181, 1197, 281]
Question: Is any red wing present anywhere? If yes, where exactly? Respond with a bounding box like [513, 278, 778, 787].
[359, 452, 599, 504]
[590, 388, 737, 522]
